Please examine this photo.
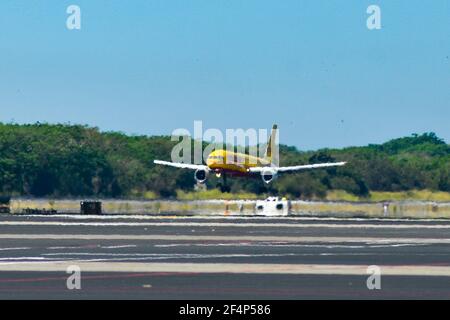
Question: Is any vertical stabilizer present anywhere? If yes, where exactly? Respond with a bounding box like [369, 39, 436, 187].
[264, 124, 279, 165]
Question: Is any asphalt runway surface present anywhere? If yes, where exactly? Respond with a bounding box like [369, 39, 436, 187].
[0, 214, 449, 299]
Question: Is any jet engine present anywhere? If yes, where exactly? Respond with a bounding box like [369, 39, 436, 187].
[194, 169, 208, 184]
[261, 168, 278, 184]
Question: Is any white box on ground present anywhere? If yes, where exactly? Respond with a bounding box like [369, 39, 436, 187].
[255, 197, 291, 216]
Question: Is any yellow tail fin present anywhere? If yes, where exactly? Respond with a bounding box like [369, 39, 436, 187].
[264, 124, 278, 163]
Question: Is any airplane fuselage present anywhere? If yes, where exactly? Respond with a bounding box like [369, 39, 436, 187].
[206, 149, 270, 176]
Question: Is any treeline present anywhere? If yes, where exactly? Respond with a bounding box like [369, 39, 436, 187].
[0, 123, 448, 199]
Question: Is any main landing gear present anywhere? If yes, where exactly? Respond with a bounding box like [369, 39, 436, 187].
[216, 172, 231, 193]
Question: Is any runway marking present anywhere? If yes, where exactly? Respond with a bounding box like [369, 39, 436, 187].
[0, 247, 31, 251]
[0, 234, 449, 244]
[0, 261, 450, 276]
[100, 245, 137, 249]
[41, 252, 299, 260]
[47, 246, 99, 250]
[16, 214, 450, 222]
[2, 221, 450, 229]
[0, 257, 50, 261]
[153, 243, 425, 249]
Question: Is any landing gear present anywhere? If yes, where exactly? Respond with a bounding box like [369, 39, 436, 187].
[216, 173, 231, 193]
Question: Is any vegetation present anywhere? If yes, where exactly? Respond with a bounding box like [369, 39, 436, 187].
[326, 190, 450, 202]
[0, 123, 448, 200]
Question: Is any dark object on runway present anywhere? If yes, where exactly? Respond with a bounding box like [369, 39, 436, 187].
[81, 201, 102, 214]
[0, 196, 11, 213]
[21, 208, 57, 215]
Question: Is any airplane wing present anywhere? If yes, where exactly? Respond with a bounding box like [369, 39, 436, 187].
[248, 162, 347, 173]
[153, 160, 209, 171]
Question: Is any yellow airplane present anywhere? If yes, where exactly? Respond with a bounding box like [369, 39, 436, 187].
[154, 125, 346, 192]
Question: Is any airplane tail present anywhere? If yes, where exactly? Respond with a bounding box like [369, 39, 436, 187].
[264, 124, 278, 165]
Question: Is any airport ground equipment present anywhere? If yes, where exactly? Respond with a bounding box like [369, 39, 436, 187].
[0, 196, 11, 214]
[80, 201, 102, 215]
[255, 197, 291, 216]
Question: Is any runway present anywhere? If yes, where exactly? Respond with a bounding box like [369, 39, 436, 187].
[0, 214, 449, 299]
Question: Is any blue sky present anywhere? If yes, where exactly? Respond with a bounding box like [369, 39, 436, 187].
[0, 0, 449, 150]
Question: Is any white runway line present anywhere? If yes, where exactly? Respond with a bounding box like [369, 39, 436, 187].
[99, 245, 137, 249]
[0, 261, 450, 276]
[0, 257, 50, 261]
[0, 234, 449, 244]
[0, 247, 31, 251]
[41, 252, 300, 260]
[2, 221, 450, 229]
[154, 243, 425, 249]
[18, 214, 450, 223]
